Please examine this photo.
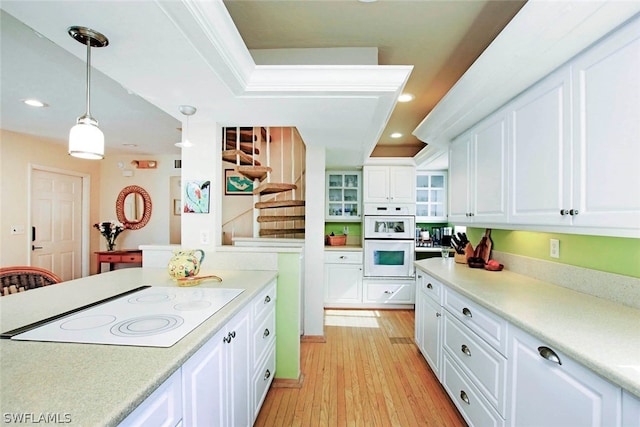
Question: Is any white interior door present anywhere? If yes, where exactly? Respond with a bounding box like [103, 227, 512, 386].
[31, 169, 82, 281]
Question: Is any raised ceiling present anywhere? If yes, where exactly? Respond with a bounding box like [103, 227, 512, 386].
[223, 0, 526, 158]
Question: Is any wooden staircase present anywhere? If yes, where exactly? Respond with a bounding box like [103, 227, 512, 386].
[223, 127, 305, 238]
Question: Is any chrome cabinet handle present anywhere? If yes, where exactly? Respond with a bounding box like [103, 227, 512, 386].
[339, 255, 346, 259]
[570, 209, 579, 216]
[264, 369, 271, 381]
[435, 312, 441, 318]
[427, 283, 433, 289]
[560, 209, 569, 216]
[461, 344, 471, 357]
[384, 290, 394, 294]
[264, 295, 271, 304]
[223, 335, 230, 344]
[263, 328, 270, 338]
[460, 390, 470, 404]
[462, 307, 472, 318]
[538, 346, 562, 365]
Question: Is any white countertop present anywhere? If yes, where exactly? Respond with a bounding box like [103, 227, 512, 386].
[414, 258, 640, 398]
[0, 267, 277, 425]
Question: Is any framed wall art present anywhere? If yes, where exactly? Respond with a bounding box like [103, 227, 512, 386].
[225, 169, 253, 195]
[183, 180, 210, 213]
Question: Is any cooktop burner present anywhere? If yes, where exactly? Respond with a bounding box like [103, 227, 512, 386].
[10, 287, 244, 347]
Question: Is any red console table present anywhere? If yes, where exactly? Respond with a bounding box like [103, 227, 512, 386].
[95, 249, 143, 273]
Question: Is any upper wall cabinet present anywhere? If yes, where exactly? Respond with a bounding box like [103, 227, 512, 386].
[449, 111, 508, 225]
[568, 18, 640, 232]
[449, 15, 640, 237]
[416, 171, 447, 223]
[509, 67, 572, 226]
[326, 171, 361, 222]
[363, 165, 416, 204]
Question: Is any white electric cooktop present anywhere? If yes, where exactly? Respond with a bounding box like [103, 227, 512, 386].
[8, 286, 244, 348]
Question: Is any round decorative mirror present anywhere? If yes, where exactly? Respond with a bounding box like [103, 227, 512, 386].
[116, 185, 152, 230]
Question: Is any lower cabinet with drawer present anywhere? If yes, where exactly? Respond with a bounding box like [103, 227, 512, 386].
[415, 267, 635, 427]
[324, 250, 363, 306]
[119, 279, 277, 427]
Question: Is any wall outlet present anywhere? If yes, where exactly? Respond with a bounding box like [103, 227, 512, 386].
[550, 239, 560, 258]
[200, 230, 210, 245]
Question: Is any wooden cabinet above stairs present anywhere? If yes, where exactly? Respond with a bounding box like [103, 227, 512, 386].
[223, 127, 305, 238]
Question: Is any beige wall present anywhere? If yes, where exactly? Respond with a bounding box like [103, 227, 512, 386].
[0, 129, 180, 275]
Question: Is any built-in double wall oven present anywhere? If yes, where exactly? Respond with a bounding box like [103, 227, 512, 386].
[363, 208, 415, 278]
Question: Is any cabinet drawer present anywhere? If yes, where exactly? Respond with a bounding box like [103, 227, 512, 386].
[324, 251, 363, 264]
[444, 312, 507, 416]
[417, 271, 443, 304]
[444, 288, 507, 355]
[100, 255, 122, 263]
[366, 282, 414, 303]
[122, 254, 142, 263]
[253, 280, 277, 324]
[253, 309, 276, 369]
[253, 342, 276, 420]
[443, 353, 505, 427]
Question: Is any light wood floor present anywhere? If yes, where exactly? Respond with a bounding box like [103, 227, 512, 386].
[255, 309, 467, 427]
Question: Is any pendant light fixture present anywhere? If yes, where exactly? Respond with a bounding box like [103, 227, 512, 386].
[175, 105, 197, 148]
[67, 26, 109, 159]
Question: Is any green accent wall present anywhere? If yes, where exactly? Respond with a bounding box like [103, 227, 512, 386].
[275, 252, 301, 379]
[324, 222, 362, 236]
[466, 228, 640, 278]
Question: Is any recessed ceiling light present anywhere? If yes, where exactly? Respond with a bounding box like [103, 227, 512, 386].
[358, 0, 377, 3]
[398, 93, 414, 103]
[123, 144, 138, 148]
[22, 99, 48, 108]
[390, 132, 403, 138]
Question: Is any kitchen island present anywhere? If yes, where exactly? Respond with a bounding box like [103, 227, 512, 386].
[414, 258, 640, 398]
[0, 267, 277, 425]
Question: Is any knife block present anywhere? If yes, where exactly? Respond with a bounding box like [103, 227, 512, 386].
[454, 253, 467, 264]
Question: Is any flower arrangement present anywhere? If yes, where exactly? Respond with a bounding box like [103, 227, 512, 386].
[94, 220, 126, 251]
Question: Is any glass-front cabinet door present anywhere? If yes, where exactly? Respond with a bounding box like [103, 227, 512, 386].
[326, 171, 361, 222]
[416, 171, 447, 222]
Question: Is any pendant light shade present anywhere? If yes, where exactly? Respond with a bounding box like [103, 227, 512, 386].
[67, 26, 109, 159]
[175, 105, 197, 148]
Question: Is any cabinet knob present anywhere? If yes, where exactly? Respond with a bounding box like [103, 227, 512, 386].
[263, 328, 270, 338]
[570, 209, 579, 216]
[560, 209, 569, 216]
[461, 344, 471, 357]
[460, 390, 470, 405]
[384, 290, 394, 294]
[264, 295, 271, 304]
[435, 312, 441, 318]
[462, 307, 472, 318]
[427, 283, 433, 289]
[339, 256, 347, 259]
[264, 369, 271, 381]
[538, 346, 562, 365]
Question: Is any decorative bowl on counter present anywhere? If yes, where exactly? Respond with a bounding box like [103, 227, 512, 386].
[467, 257, 486, 269]
[484, 263, 504, 271]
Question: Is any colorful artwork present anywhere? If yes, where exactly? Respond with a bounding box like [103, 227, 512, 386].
[183, 180, 210, 213]
[225, 169, 253, 195]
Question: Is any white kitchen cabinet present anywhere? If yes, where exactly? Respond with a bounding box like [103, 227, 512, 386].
[508, 324, 622, 427]
[363, 165, 416, 204]
[448, 111, 508, 225]
[251, 281, 277, 419]
[416, 171, 447, 222]
[324, 250, 363, 306]
[326, 170, 361, 222]
[509, 16, 640, 234]
[118, 369, 183, 427]
[364, 278, 415, 304]
[568, 17, 640, 232]
[509, 67, 572, 226]
[182, 305, 251, 427]
[623, 391, 640, 427]
[415, 271, 443, 380]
